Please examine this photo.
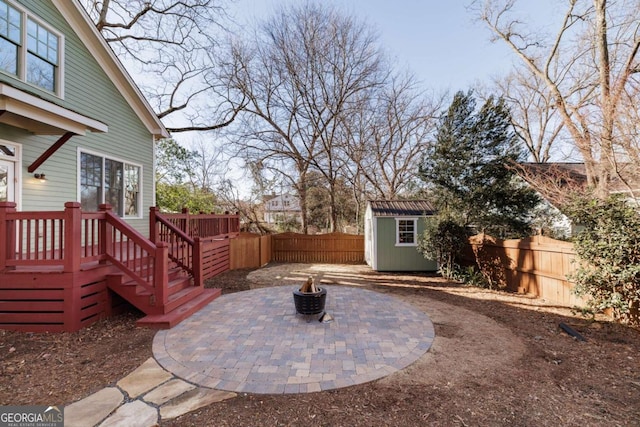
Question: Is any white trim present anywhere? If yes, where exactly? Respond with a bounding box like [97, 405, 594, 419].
[0, 83, 107, 134]
[77, 147, 144, 219]
[395, 217, 418, 247]
[51, 0, 169, 138]
[371, 216, 378, 270]
[0, 139, 22, 210]
[151, 136, 157, 207]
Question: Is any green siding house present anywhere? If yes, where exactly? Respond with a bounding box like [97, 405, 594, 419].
[0, 0, 168, 235]
[364, 200, 437, 272]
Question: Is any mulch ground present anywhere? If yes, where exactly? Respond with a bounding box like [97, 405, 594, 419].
[1, 265, 639, 426]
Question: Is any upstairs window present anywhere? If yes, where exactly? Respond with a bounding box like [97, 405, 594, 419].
[0, 1, 20, 75]
[0, 0, 63, 95]
[26, 18, 58, 92]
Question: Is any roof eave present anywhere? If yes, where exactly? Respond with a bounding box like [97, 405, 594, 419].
[52, 0, 169, 139]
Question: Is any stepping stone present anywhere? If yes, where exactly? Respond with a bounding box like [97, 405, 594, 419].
[143, 378, 196, 405]
[64, 387, 123, 427]
[117, 357, 173, 398]
[98, 400, 157, 427]
[160, 388, 236, 420]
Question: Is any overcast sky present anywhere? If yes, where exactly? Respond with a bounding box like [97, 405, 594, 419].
[227, 0, 561, 93]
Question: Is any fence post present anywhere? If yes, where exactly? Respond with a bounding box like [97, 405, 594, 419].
[98, 204, 112, 263]
[193, 237, 203, 288]
[0, 202, 17, 271]
[155, 241, 169, 307]
[149, 206, 159, 243]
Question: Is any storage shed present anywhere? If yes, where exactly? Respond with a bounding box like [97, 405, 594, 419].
[364, 200, 437, 272]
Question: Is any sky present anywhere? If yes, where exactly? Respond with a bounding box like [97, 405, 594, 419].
[175, 0, 565, 197]
[226, 0, 560, 93]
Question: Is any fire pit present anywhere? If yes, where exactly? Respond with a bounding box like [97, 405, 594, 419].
[293, 287, 327, 315]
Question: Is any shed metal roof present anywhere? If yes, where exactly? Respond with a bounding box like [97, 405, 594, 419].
[369, 200, 435, 217]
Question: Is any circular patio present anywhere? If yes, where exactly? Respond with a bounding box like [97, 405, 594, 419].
[153, 285, 434, 394]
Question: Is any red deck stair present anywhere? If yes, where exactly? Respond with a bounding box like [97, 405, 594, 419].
[0, 202, 239, 332]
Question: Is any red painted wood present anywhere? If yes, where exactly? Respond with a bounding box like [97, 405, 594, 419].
[1, 203, 240, 332]
[1, 324, 66, 332]
[136, 288, 221, 329]
[27, 132, 75, 173]
[80, 281, 106, 297]
[0, 301, 64, 311]
[0, 312, 63, 323]
[0, 288, 65, 298]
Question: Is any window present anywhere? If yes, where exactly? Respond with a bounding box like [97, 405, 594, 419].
[0, 0, 63, 95]
[396, 218, 417, 246]
[80, 152, 142, 218]
[0, 1, 20, 75]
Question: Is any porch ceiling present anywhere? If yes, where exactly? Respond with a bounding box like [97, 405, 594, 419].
[0, 83, 108, 135]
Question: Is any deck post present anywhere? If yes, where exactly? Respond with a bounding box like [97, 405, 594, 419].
[63, 202, 82, 332]
[0, 202, 17, 271]
[149, 206, 159, 243]
[99, 204, 112, 263]
[63, 202, 82, 273]
[193, 237, 203, 288]
[155, 241, 169, 308]
[181, 207, 190, 235]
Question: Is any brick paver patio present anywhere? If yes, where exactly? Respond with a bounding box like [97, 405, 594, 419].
[153, 285, 435, 394]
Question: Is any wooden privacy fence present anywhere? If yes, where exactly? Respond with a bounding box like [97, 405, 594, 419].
[461, 234, 586, 307]
[230, 232, 364, 267]
[230, 233, 272, 269]
[272, 232, 364, 263]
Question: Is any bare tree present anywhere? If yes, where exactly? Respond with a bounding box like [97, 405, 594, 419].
[476, 0, 640, 196]
[80, 0, 243, 133]
[342, 73, 441, 200]
[217, 3, 385, 233]
[492, 66, 566, 163]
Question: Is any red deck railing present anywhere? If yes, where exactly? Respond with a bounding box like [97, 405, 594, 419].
[0, 202, 167, 299]
[149, 207, 240, 284]
[0, 202, 240, 331]
[157, 207, 239, 239]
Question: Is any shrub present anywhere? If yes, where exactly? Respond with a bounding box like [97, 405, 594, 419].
[418, 217, 468, 280]
[565, 195, 640, 324]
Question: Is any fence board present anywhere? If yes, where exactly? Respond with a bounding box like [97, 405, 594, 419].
[272, 232, 364, 264]
[462, 234, 585, 307]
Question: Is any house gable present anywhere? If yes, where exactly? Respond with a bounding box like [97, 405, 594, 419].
[0, 0, 167, 236]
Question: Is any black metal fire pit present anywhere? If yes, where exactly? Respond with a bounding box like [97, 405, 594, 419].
[293, 287, 327, 315]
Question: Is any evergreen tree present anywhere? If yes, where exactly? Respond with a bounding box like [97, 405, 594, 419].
[419, 91, 539, 238]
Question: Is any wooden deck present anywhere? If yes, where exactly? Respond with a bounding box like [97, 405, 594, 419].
[0, 202, 239, 332]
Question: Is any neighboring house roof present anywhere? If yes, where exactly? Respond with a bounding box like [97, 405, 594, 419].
[368, 200, 435, 217]
[52, 0, 169, 139]
[518, 162, 640, 206]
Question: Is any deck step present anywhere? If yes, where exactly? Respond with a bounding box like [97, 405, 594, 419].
[136, 288, 222, 329]
[165, 285, 204, 313]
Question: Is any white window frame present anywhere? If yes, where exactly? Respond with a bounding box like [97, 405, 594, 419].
[0, 138, 21, 209]
[77, 148, 143, 219]
[395, 217, 418, 247]
[0, 0, 65, 97]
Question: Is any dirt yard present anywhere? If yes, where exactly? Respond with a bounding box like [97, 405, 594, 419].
[1, 263, 639, 426]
